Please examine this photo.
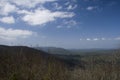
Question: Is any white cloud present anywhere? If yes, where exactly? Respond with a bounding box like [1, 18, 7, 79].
[57, 26, 62, 29]
[53, 3, 62, 10]
[8, 0, 56, 8]
[0, 16, 15, 24]
[56, 20, 77, 29]
[0, 0, 75, 27]
[86, 38, 91, 41]
[0, 0, 57, 16]
[0, 1, 18, 15]
[101, 38, 106, 40]
[80, 37, 120, 41]
[64, 20, 77, 28]
[93, 38, 99, 41]
[86, 6, 97, 11]
[67, 4, 77, 10]
[115, 37, 120, 40]
[80, 39, 82, 41]
[21, 9, 74, 26]
[0, 27, 33, 40]
[17, 10, 31, 14]
[65, 2, 70, 6]
[64, 20, 77, 25]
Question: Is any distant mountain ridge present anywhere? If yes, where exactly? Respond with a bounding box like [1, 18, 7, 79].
[34, 47, 117, 56]
[35, 47, 73, 55]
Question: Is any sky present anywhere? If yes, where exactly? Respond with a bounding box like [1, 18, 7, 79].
[0, 0, 120, 49]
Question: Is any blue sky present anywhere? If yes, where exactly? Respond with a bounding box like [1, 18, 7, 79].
[0, 0, 120, 49]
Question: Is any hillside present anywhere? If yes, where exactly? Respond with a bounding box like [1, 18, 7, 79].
[0, 45, 71, 80]
[1, 45, 120, 80]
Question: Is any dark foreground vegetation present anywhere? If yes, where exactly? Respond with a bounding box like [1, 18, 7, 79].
[0, 45, 120, 80]
[0, 45, 70, 80]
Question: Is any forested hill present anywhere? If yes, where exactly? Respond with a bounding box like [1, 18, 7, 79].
[0, 45, 72, 80]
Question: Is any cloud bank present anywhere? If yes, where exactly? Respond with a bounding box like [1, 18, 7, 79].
[0, 27, 33, 40]
[80, 37, 120, 41]
[21, 9, 74, 26]
[0, 0, 75, 26]
[0, 16, 15, 24]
